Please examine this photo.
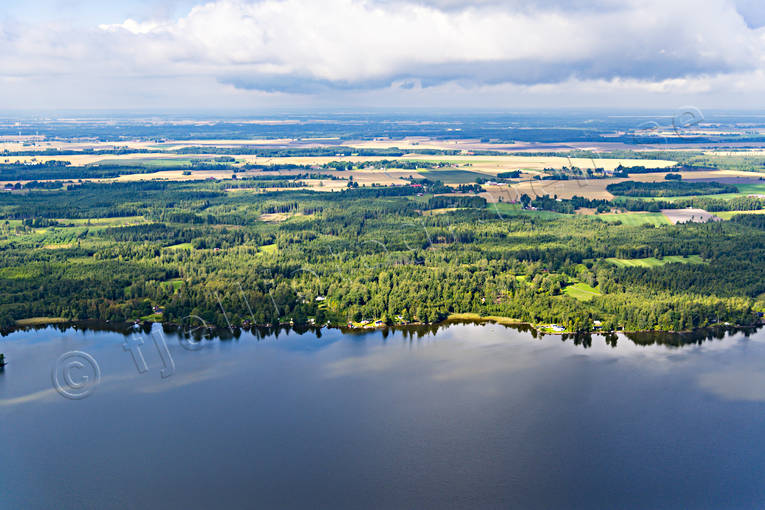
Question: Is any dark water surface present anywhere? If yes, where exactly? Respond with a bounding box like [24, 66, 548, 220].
[2, 323, 765, 509]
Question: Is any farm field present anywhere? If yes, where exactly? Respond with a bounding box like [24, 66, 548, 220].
[563, 283, 602, 301]
[417, 169, 495, 183]
[606, 255, 705, 268]
[488, 202, 565, 219]
[598, 212, 671, 226]
[662, 208, 721, 224]
[715, 209, 765, 220]
[115, 169, 236, 181]
[3, 153, 182, 166]
[166, 242, 192, 250]
[638, 181, 765, 202]
[93, 158, 201, 168]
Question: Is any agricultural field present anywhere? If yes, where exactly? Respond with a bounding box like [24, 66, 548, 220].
[488, 202, 565, 219]
[166, 242, 192, 250]
[598, 212, 671, 226]
[715, 209, 765, 220]
[417, 169, 495, 183]
[662, 208, 721, 224]
[563, 283, 602, 301]
[93, 158, 202, 168]
[258, 243, 278, 254]
[606, 255, 705, 268]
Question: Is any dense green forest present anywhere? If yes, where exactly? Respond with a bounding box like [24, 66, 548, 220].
[0, 177, 763, 334]
[606, 180, 738, 197]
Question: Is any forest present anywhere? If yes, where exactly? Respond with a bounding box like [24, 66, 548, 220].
[0, 175, 763, 335]
[606, 180, 739, 197]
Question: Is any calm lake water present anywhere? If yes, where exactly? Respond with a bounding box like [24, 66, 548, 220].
[2, 323, 765, 509]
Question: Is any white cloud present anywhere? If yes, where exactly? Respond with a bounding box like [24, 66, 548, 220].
[3, 0, 765, 108]
[98, 0, 763, 85]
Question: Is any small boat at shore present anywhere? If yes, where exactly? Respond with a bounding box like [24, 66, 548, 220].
[0, 353, 6, 368]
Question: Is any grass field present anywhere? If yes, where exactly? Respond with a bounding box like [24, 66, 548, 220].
[598, 212, 671, 226]
[715, 210, 765, 220]
[489, 202, 523, 213]
[166, 242, 192, 250]
[417, 169, 494, 183]
[730, 182, 765, 193]
[92, 158, 197, 168]
[564, 283, 602, 301]
[421, 207, 458, 215]
[15, 317, 69, 326]
[606, 255, 705, 268]
[162, 278, 184, 291]
[488, 202, 564, 219]
[639, 182, 765, 202]
[447, 312, 524, 326]
[729, 183, 765, 197]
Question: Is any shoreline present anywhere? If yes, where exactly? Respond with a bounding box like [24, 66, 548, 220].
[3, 313, 761, 337]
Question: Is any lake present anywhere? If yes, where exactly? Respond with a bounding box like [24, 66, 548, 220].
[2, 322, 765, 509]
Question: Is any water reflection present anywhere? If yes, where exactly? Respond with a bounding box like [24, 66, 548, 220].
[6, 319, 759, 351]
[3, 323, 765, 509]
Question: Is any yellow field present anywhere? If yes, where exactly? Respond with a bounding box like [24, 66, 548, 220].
[458, 156, 676, 173]
[299, 179, 348, 191]
[447, 312, 524, 326]
[235, 154, 675, 171]
[478, 169, 761, 201]
[629, 169, 758, 181]
[0, 137, 683, 195]
[1, 133, 677, 180]
[487, 179, 617, 200]
[3, 153, 179, 166]
[15, 317, 69, 326]
[115, 169, 235, 181]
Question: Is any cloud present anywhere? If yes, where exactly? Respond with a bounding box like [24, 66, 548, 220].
[697, 368, 765, 402]
[93, 0, 764, 91]
[2, 0, 765, 108]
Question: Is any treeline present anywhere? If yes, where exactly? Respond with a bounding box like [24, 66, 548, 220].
[610, 164, 692, 177]
[174, 146, 461, 157]
[426, 196, 487, 209]
[1, 148, 153, 157]
[607, 180, 738, 197]
[0, 161, 157, 180]
[528, 194, 611, 213]
[613, 195, 765, 213]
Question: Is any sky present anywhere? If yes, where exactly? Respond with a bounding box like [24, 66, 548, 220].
[2, 0, 765, 111]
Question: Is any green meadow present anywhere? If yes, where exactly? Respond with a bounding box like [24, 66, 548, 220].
[606, 255, 705, 268]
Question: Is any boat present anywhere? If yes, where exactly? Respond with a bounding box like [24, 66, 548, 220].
[0, 353, 6, 368]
